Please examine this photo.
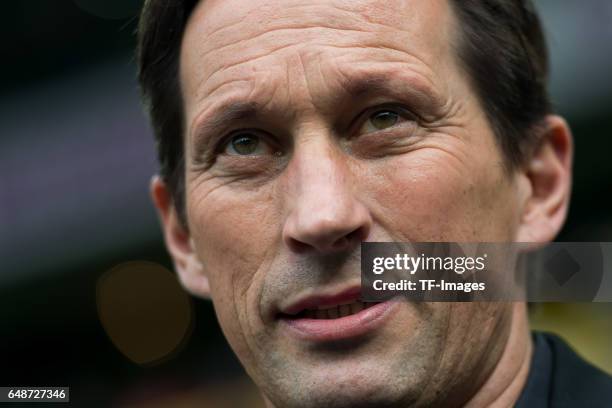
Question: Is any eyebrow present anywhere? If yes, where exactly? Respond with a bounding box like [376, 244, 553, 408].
[190, 100, 259, 161]
[344, 75, 395, 98]
[342, 73, 440, 116]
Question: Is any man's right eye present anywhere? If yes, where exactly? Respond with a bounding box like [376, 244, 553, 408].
[225, 133, 261, 155]
[226, 133, 260, 156]
[216, 131, 284, 163]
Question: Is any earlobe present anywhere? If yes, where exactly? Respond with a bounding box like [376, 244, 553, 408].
[150, 176, 211, 298]
[516, 115, 573, 243]
[178, 248, 211, 298]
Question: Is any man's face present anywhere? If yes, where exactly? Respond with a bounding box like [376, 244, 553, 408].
[178, 0, 526, 406]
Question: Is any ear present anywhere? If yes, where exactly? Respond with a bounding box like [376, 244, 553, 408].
[150, 176, 210, 298]
[516, 115, 573, 243]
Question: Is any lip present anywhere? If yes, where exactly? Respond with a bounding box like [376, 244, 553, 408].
[279, 285, 363, 316]
[277, 287, 398, 342]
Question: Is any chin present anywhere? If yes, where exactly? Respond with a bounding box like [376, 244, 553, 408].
[266, 384, 414, 408]
[259, 359, 428, 408]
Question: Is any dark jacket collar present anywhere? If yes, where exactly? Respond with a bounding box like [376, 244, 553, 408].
[516, 332, 612, 407]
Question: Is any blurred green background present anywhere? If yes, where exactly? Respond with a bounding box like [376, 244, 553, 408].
[0, 1, 611, 406]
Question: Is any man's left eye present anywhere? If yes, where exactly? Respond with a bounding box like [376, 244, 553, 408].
[360, 109, 407, 134]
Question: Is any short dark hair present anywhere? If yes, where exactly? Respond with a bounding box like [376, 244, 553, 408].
[449, 0, 551, 166]
[137, 0, 551, 222]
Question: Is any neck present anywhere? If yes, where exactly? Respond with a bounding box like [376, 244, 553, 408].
[463, 302, 532, 408]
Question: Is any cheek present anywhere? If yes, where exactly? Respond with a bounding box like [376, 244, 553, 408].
[189, 185, 279, 270]
[367, 148, 519, 241]
[187, 184, 280, 326]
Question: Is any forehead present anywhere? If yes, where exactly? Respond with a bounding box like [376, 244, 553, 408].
[179, 0, 457, 119]
[183, 0, 451, 42]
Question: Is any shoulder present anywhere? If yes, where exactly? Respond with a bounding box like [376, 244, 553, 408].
[543, 332, 612, 407]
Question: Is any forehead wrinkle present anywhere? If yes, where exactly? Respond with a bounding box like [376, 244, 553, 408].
[181, 0, 453, 103]
[183, 1, 384, 84]
[196, 41, 441, 116]
[191, 40, 300, 103]
[199, 25, 375, 67]
[189, 23, 407, 101]
[185, 68, 280, 135]
[193, 22, 428, 87]
[193, 0, 448, 43]
[193, 0, 388, 45]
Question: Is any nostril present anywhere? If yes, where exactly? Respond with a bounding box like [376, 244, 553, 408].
[286, 229, 362, 254]
[329, 236, 350, 251]
[286, 237, 312, 254]
[329, 226, 367, 251]
[347, 227, 366, 243]
[345, 225, 368, 245]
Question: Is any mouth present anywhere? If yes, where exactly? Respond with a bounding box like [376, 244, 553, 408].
[288, 300, 381, 319]
[277, 286, 397, 342]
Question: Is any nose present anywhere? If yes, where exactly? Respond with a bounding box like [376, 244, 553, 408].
[282, 139, 372, 254]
